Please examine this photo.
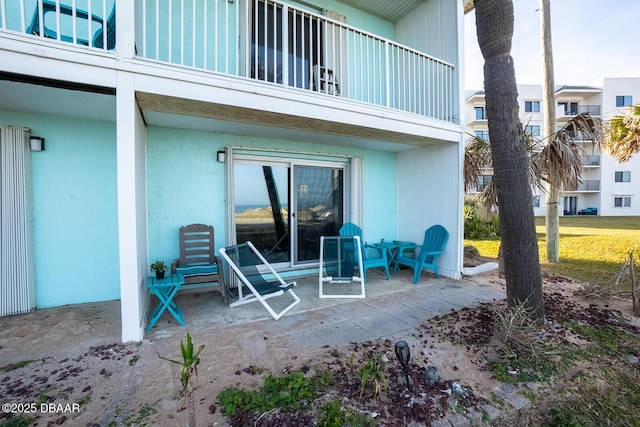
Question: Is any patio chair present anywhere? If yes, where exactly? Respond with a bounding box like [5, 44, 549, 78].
[219, 241, 300, 320]
[319, 235, 365, 299]
[338, 222, 389, 282]
[171, 224, 228, 303]
[394, 225, 449, 283]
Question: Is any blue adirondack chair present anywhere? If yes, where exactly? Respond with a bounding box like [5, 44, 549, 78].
[338, 223, 389, 282]
[394, 225, 449, 283]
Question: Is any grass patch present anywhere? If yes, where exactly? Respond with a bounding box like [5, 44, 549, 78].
[550, 365, 640, 427]
[0, 416, 36, 427]
[0, 360, 36, 372]
[465, 216, 640, 283]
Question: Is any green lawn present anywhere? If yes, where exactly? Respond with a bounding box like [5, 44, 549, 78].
[465, 216, 640, 283]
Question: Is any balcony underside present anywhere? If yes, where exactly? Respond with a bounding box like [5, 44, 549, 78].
[137, 91, 460, 151]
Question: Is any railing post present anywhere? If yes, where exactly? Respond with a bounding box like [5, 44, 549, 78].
[384, 40, 390, 108]
[117, 0, 136, 58]
[282, 4, 288, 86]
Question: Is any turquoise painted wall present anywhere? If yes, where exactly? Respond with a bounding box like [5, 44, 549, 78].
[0, 110, 119, 308]
[291, 0, 394, 39]
[146, 128, 397, 267]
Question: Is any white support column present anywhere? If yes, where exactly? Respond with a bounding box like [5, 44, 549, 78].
[117, 71, 147, 342]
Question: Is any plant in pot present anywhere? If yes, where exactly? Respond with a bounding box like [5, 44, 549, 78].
[151, 260, 167, 280]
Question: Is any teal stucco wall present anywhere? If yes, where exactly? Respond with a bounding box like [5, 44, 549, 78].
[146, 128, 398, 267]
[0, 110, 119, 308]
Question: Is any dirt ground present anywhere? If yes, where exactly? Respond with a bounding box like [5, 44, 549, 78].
[1, 267, 638, 426]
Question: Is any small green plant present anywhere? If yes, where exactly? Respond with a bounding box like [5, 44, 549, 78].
[159, 332, 204, 396]
[217, 370, 332, 418]
[128, 354, 140, 366]
[124, 404, 157, 426]
[150, 260, 167, 274]
[317, 399, 377, 427]
[0, 416, 36, 427]
[0, 359, 35, 372]
[358, 353, 387, 399]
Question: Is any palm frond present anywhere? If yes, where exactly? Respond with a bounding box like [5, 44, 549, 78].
[540, 113, 602, 191]
[603, 105, 640, 163]
[479, 180, 498, 217]
[464, 135, 492, 191]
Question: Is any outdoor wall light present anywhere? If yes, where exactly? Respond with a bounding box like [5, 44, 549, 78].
[217, 150, 226, 163]
[395, 340, 413, 391]
[30, 136, 45, 152]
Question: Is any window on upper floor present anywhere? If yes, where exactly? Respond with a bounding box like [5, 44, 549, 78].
[475, 107, 487, 120]
[616, 95, 633, 107]
[474, 130, 490, 141]
[525, 101, 540, 113]
[525, 125, 541, 137]
[614, 196, 631, 208]
[615, 171, 631, 182]
[532, 196, 540, 208]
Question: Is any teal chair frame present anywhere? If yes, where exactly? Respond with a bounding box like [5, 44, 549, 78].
[394, 225, 449, 283]
[338, 223, 389, 282]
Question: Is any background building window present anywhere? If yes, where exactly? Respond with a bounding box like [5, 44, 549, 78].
[615, 171, 631, 182]
[616, 95, 633, 107]
[476, 175, 492, 192]
[525, 125, 541, 137]
[475, 107, 487, 120]
[525, 100, 540, 112]
[532, 196, 540, 208]
[614, 196, 631, 208]
[474, 130, 490, 141]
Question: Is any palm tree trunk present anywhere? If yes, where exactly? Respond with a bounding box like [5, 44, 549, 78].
[475, 0, 545, 322]
[540, 0, 559, 262]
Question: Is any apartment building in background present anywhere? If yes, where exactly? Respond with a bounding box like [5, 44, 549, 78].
[465, 77, 640, 217]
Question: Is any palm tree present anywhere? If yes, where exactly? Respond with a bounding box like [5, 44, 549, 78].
[603, 105, 640, 162]
[473, 0, 544, 322]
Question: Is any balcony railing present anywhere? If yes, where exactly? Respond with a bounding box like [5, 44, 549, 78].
[558, 104, 601, 117]
[1, 0, 456, 122]
[137, 0, 455, 122]
[582, 155, 600, 166]
[576, 180, 600, 191]
[0, 0, 115, 49]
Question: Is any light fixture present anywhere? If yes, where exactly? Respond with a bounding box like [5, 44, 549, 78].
[216, 150, 226, 163]
[395, 340, 413, 391]
[30, 136, 45, 152]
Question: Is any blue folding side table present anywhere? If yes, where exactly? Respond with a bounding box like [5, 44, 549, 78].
[146, 273, 185, 332]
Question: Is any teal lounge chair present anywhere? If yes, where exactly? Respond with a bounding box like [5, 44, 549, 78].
[394, 225, 448, 283]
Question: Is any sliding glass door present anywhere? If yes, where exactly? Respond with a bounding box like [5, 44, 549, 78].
[233, 158, 346, 267]
[294, 165, 343, 263]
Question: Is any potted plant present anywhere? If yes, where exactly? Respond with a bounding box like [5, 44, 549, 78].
[151, 260, 167, 280]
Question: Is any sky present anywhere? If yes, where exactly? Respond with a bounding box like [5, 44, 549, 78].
[464, 0, 640, 91]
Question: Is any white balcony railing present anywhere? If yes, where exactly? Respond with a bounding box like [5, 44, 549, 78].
[0, 0, 115, 49]
[1, 0, 456, 122]
[138, 0, 455, 121]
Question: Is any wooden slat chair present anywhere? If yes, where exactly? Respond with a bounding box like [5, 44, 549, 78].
[171, 224, 228, 303]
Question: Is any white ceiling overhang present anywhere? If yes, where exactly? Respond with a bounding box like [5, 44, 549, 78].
[334, 0, 475, 23]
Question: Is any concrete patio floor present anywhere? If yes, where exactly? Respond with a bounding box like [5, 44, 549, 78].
[148, 268, 506, 348]
[0, 268, 505, 365]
